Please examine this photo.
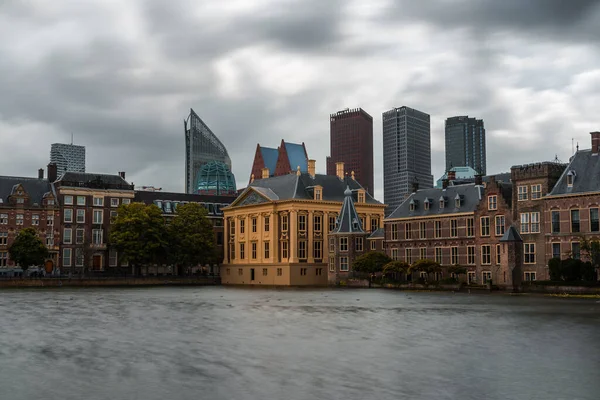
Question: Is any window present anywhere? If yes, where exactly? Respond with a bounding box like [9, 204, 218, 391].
[63, 228, 72, 244]
[409, 201, 416, 212]
[77, 196, 86, 206]
[496, 244, 501, 264]
[264, 216, 270, 232]
[571, 209, 580, 233]
[111, 198, 119, 207]
[47, 215, 54, 226]
[451, 247, 459, 265]
[64, 209, 73, 223]
[329, 237, 335, 252]
[480, 217, 490, 236]
[76, 229, 84, 244]
[229, 243, 235, 260]
[370, 240, 376, 250]
[339, 237, 348, 252]
[0, 214, 7, 224]
[76, 209, 85, 224]
[481, 245, 491, 265]
[467, 218, 474, 237]
[64, 195, 73, 205]
[16, 214, 23, 225]
[298, 241, 307, 259]
[47, 199, 54, 206]
[316, 268, 323, 276]
[314, 215, 322, 232]
[419, 247, 426, 260]
[46, 232, 54, 247]
[424, 200, 430, 211]
[314, 241, 322, 259]
[329, 256, 335, 272]
[329, 216, 336, 232]
[450, 219, 458, 237]
[552, 243, 561, 259]
[467, 271, 476, 284]
[281, 241, 288, 259]
[455, 197, 461, 208]
[240, 219, 245, 234]
[300, 268, 307, 276]
[226, 268, 231, 276]
[92, 229, 103, 245]
[16, 198, 24, 204]
[405, 223, 412, 239]
[62, 248, 72, 267]
[405, 248, 412, 264]
[531, 184, 542, 199]
[482, 271, 492, 284]
[571, 242, 580, 260]
[435, 221, 442, 238]
[229, 220, 235, 237]
[277, 268, 283, 276]
[567, 172, 574, 187]
[75, 248, 84, 267]
[0, 251, 7, 267]
[467, 246, 475, 265]
[591, 208, 599, 232]
[340, 257, 349, 271]
[298, 214, 307, 231]
[435, 248, 442, 264]
[109, 249, 118, 267]
[524, 243, 535, 264]
[238, 268, 243, 276]
[495, 215, 505, 236]
[281, 215, 288, 231]
[29, 214, 40, 226]
[520, 213, 530, 234]
[93, 210, 103, 224]
[524, 272, 537, 281]
[551, 210, 560, 233]
[315, 189, 322, 201]
[391, 224, 398, 240]
[122, 199, 131, 205]
[488, 195, 497, 210]
[263, 268, 268, 276]
[371, 219, 378, 232]
[251, 242, 257, 259]
[110, 211, 117, 222]
[531, 212, 540, 233]
[252, 218, 257, 233]
[264, 242, 270, 259]
[419, 222, 426, 239]
[0, 232, 7, 246]
[240, 243, 245, 259]
[391, 248, 398, 260]
[355, 237, 363, 252]
[439, 198, 445, 209]
[518, 186, 528, 201]
[93, 197, 104, 207]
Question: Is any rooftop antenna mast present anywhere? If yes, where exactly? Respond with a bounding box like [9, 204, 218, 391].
[572, 138, 574, 155]
[71, 132, 74, 145]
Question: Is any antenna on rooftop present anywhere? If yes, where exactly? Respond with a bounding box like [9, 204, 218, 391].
[572, 138, 574, 155]
[71, 132, 74, 145]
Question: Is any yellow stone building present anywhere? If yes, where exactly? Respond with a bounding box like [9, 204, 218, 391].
[221, 161, 386, 286]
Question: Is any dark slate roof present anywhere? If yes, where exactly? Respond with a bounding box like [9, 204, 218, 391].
[484, 172, 511, 183]
[548, 150, 600, 196]
[331, 187, 364, 234]
[368, 227, 384, 239]
[284, 142, 308, 173]
[134, 190, 236, 204]
[0, 176, 51, 205]
[498, 182, 513, 208]
[248, 173, 382, 204]
[500, 226, 522, 242]
[56, 172, 133, 190]
[259, 146, 279, 174]
[386, 183, 484, 220]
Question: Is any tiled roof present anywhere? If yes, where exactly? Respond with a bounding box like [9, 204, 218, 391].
[548, 150, 600, 196]
[284, 142, 308, 173]
[368, 227, 384, 239]
[0, 176, 51, 205]
[259, 146, 279, 174]
[386, 183, 484, 220]
[331, 186, 364, 234]
[56, 172, 133, 190]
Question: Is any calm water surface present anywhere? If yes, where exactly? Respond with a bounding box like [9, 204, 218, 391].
[0, 287, 598, 400]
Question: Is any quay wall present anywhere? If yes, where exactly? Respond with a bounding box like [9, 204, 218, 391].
[0, 277, 220, 288]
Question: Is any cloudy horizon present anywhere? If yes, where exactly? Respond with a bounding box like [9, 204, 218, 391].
[1, 0, 599, 201]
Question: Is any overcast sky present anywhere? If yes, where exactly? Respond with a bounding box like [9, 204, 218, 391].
[1, 0, 599, 201]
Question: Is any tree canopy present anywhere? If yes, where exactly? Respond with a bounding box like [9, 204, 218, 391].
[383, 261, 410, 274]
[8, 227, 48, 270]
[352, 251, 391, 274]
[168, 202, 216, 270]
[410, 259, 442, 274]
[448, 265, 467, 275]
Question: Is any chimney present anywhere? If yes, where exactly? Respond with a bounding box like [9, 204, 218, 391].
[335, 162, 344, 180]
[261, 167, 269, 179]
[474, 174, 483, 186]
[296, 166, 301, 176]
[118, 171, 126, 179]
[447, 170, 456, 181]
[591, 131, 600, 155]
[351, 171, 355, 180]
[250, 174, 255, 183]
[442, 179, 449, 189]
[308, 159, 316, 178]
[38, 168, 44, 179]
[47, 163, 57, 183]
[412, 180, 419, 193]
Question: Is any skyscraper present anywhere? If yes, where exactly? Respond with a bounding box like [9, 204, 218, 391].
[326, 108, 374, 194]
[382, 106, 432, 213]
[445, 116, 486, 175]
[50, 143, 86, 175]
[185, 108, 231, 194]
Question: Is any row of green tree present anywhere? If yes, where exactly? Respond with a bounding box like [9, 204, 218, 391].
[548, 258, 597, 282]
[8, 202, 217, 274]
[351, 252, 467, 279]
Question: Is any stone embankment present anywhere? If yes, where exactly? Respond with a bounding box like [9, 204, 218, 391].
[0, 276, 220, 288]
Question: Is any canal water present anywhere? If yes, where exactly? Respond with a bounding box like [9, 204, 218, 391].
[0, 287, 598, 400]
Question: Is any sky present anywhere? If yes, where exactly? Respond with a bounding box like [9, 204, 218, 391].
[1, 0, 599, 202]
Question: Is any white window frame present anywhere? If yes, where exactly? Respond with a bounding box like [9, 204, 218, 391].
[488, 195, 497, 211]
[340, 256, 349, 271]
[93, 197, 104, 207]
[62, 248, 72, 267]
[93, 210, 103, 225]
[63, 228, 72, 244]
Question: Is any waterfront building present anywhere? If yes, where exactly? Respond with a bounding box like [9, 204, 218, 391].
[195, 160, 237, 196]
[445, 116, 486, 175]
[326, 108, 374, 194]
[50, 143, 86, 174]
[382, 106, 433, 214]
[185, 108, 231, 194]
[54, 169, 134, 274]
[249, 140, 308, 183]
[0, 165, 59, 271]
[222, 161, 386, 286]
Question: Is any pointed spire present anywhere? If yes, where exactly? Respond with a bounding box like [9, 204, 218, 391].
[332, 186, 364, 234]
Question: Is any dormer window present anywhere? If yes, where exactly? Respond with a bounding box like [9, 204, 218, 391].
[424, 199, 430, 211]
[409, 199, 418, 211]
[567, 170, 575, 187]
[455, 194, 462, 208]
[352, 218, 360, 230]
[439, 196, 446, 209]
[357, 190, 366, 204]
[314, 187, 322, 201]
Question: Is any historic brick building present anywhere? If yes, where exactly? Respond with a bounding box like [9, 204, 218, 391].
[249, 140, 309, 183]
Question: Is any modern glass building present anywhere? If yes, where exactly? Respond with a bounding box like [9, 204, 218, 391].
[382, 106, 433, 214]
[195, 161, 237, 196]
[50, 143, 86, 175]
[445, 116, 486, 175]
[184, 108, 232, 194]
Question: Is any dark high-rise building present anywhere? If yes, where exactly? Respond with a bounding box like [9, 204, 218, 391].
[445, 116, 486, 175]
[50, 143, 86, 175]
[184, 109, 231, 194]
[326, 108, 374, 194]
[382, 106, 433, 213]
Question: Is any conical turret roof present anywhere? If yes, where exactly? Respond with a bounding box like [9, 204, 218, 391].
[331, 186, 364, 234]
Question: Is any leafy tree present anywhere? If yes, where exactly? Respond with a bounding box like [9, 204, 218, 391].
[383, 261, 410, 281]
[9, 227, 49, 271]
[410, 259, 441, 274]
[168, 202, 216, 275]
[447, 265, 467, 276]
[352, 251, 391, 274]
[548, 257, 562, 281]
[109, 203, 168, 275]
[580, 238, 600, 279]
